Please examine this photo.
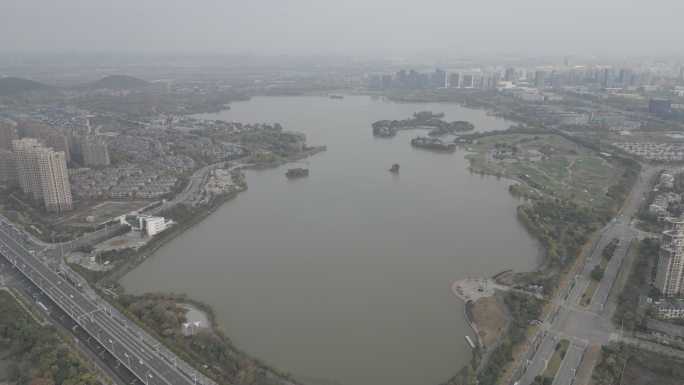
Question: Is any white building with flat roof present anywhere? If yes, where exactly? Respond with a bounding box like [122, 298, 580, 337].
[138, 215, 172, 237]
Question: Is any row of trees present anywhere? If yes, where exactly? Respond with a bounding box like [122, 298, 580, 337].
[0, 291, 101, 385]
[593, 342, 684, 385]
[517, 199, 600, 274]
[613, 238, 660, 332]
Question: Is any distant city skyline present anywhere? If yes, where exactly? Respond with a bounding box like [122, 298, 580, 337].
[2, 0, 683, 56]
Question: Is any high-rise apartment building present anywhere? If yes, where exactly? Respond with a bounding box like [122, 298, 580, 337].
[0, 123, 17, 151]
[40, 131, 71, 162]
[17, 119, 46, 139]
[0, 150, 16, 183]
[656, 217, 684, 296]
[13, 138, 72, 212]
[81, 137, 110, 166]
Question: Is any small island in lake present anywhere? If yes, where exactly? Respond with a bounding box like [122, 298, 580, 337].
[411, 137, 456, 152]
[373, 125, 397, 137]
[372, 111, 474, 138]
[389, 163, 400, 173]
[286, 168, 309, 178]
[328, 94, 344, 99]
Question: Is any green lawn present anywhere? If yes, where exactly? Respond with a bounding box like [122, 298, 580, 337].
[581, 279, 599, 307]
[543, 339, 571, 381]
[466, 133, 627, 211]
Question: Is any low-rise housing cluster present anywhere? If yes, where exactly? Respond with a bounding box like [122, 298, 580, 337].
[613, 142, 684, 161]
[657, 300, 684, 319]
[201, 142, 245, 160]
[149, 154, 195, 173]
[661, 172, 676, 188]
[649, 192, 682, 219]
[105, 135, 165, 161]
[69, 156, 193, 200]
[646, 319, 684, 343]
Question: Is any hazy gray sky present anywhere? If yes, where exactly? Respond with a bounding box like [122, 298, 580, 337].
[2, 0, 682, 55]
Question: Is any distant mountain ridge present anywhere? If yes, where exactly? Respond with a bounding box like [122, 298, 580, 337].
[87, 74, 149, 89]
[0, 77, 50, 95]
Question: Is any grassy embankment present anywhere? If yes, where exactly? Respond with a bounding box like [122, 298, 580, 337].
[470, 294, 508, 351]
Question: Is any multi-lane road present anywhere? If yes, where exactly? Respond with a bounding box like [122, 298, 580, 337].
[513, 165, 660, 385]
[0, 222, 212, 385]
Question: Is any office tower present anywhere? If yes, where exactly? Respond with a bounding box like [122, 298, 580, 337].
[81, 137, 110, 166]
[534, 70, 547, 88]
[462, 74, 474, 88]
[417, 73, 429, 87]
[619, 69, 633, 85]
[435, 68, 447, 88]
[381, 74, 392, 88]
[0, 123, 17, 150]
[396, 70, 407, 86]
[449, 73, 460, 88]
[40, 131, 71, 162]
[603, 68, 615, 88]
[656, 217, 684, 296]
[649, 99, 672, 114]
[13, 138, 72, 212]
[504, 68, 516, 82]
[0, 150, 16, 183]
[551, 73, 565, 89]
[481, 74, 497, 88]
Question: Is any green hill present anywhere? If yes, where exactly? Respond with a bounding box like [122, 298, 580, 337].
[88, 74, 149, 89]
[0, 77, 50, 95]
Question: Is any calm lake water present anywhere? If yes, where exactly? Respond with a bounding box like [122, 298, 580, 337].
[120, 96, 539, 385]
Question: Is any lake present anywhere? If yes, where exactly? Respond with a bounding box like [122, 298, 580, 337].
[120, 95, 539, 385]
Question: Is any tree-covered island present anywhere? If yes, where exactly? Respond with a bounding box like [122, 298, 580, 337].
[372, 111, 475, 137]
